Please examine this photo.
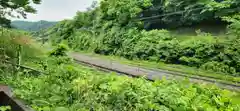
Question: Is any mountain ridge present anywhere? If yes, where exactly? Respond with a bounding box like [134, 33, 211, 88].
[11, 20, 58, 32]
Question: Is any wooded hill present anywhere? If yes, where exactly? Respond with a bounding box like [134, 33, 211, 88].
[42, 0, 240, 76]
[11, 20, 57, 32]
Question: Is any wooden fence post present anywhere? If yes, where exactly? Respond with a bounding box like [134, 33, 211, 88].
[16, 45, 22, 71]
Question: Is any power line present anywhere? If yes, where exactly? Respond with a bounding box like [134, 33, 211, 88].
[139, 7, 206, 21]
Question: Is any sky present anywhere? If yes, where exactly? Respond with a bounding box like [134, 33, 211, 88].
[16, 0, 95, 21]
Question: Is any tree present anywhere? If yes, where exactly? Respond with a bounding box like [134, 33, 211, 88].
[0, 0, 41, 27]
[142, 0, 240, 28]
[86, 1, 98, 11]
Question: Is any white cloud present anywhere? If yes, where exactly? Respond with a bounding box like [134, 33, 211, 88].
[15, 0, 95, 21]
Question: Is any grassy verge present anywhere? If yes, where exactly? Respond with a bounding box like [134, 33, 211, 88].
[74, 50, 240, 85]
[71, 51, 240, 105]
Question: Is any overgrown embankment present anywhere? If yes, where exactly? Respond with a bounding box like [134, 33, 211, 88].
[0, 29, 240, 110]
[44, 0, 240, 79]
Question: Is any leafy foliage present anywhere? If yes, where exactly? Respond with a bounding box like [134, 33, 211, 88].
[0, 28, 42, 65]
[0, 0, 41, 27]
[1, 56, 240, 111]
[1, 28, 240, 111]
[49, 44, 69, 57]
[2, 1, 240, 111]
[201, 61, 236, 74]
[223, 14, 240, 38]
[45, 0, 240, 76]
[0, 106, 11, 111]
[143, 0, 240, 28]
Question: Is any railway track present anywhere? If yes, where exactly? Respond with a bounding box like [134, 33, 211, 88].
[70, 53, 240, 91]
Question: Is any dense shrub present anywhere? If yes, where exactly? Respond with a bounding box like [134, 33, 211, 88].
[2, 28, 240, 111]
[94, 27, 126, 55]
[49, 44, 69, 57]
[116, 28, 141, 59]
[201, 61, 236, 75]
[1, 57, 239, 111]
[46, 1, 240, 76]
[52, 25, 240, 75]
[156, 39, 181, 63]
[69, 30, 93, 51]
[178, 38, 240, 75]
[72, 75, 239, 111]
[133, 30, 173, 60]
[223, 14, 240, 38]
[179, 56, 202, 67]
[0, 28, 43, 71]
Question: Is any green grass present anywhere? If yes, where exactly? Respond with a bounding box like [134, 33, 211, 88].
[171, 29, 228, 43]
[176, 35, 217, 42]
[71, 51, 240, 105]
[232, 93, 240, 105]
[74, 51, 240, 86]
[2, 56, 240, 110]
[2, 28, 240, 110]
[174, 34, 227, 42]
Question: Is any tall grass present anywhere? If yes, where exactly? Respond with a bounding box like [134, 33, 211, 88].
[0, 28, 44, 72]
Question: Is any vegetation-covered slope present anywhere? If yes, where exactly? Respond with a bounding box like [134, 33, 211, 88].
[1, 0, 240, 110]
[44, 0, 240, 77]
[11, 20, 57, 32]
[0, 28, 240, 111]
[142, 0, 239, 29]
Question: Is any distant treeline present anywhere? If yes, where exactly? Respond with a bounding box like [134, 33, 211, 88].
[11, 20, 57, 32]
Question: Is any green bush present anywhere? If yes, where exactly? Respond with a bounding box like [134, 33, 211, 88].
[179, 56, 202, 67]
[133, 29, 173, 60]
[43, 0, 240, 76]
[50, 22, 240, 75]
[180, 39, 220, 60]
[53, 23, 240, 75]
[69, 30, 93, 51]
[73, 75, 240, 110]
[45, 56, 73, 66]
[94, 27, 126, 55]
[2, 57, 239, 111]
[117, 28, 142, 59]
[49, 44, 69, 57]
[0, 28, 43, 72]
[200, 61, 236, 75]
[0, 106, 11, 111]
[223, 14, 240, 38]
[156, 39, 181, 63]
